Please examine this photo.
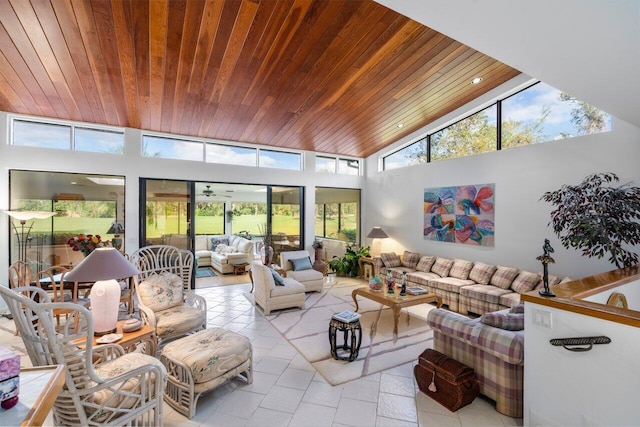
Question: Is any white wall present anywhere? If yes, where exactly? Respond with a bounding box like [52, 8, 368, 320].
[364, 77, 640, 279]
[583, 280, 640, 310]
[524, 302, 640, 426]
[374, 0, 640, 130]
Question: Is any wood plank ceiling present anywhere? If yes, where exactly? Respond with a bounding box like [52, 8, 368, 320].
[0, 0, 521, 158]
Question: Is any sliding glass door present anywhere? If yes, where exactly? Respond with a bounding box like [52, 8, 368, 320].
[140, 179, 191, 250]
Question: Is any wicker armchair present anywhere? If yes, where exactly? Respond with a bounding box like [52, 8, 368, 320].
[131, 245, 206, 346]
[0, 285, 167, 426]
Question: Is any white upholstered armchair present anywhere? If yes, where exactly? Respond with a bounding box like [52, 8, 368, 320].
[280, 250, 324, 292]
[251, 261, 305, 315]
[0, 285, 167, 426]
[131, 245, 206, 346]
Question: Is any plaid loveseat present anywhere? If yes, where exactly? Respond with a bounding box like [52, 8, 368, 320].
[426, 308, 524, 418]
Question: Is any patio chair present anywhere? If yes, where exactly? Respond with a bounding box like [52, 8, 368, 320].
[0, 285, 167, 426]
[131, 245, 206, 346]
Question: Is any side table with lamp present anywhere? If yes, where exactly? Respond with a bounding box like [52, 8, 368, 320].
[64, 247, 141, 336]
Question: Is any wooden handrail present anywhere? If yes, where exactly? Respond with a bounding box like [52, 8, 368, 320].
[521, 266, 640, 328]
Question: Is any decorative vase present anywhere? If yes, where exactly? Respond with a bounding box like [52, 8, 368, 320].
[261, 245, 274, 266]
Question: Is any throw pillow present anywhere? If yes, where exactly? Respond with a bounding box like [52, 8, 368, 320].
[137, 272, 184, 312]
[210, 236, 229, 251]
[511, 271, 541, 294]
[469, 262, 497, 285]
[271, 269, 285, 286]
[490, 266, 520, 290]
[509, 303, 525, 314]
[289, 256, 313, 271]
[480, 312, 524, 331]
[449, 259, 474, 280]
[416, 255, 436, 272]
[380, 252, 402, 268]
[431, 257, 454, 277]
[401, 251, 421, 269]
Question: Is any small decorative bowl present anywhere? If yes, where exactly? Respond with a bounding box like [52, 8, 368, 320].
[369, 276, 384, 292]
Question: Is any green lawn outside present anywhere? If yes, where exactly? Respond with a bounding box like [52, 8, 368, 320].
[26, 213, 355, 241]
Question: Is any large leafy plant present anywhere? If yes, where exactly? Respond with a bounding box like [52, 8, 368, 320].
[329, 245, 370, 277]
[540, 172, 640, 268]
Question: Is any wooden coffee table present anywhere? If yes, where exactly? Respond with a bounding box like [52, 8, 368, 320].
[352, 287, 442, 335]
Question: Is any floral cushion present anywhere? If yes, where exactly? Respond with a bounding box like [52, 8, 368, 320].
[431, 257, 454, 277]
[162, 328, 252, 384]
[490, 266, 520, 290]
[416, 255, 436, 272]
[210, 236, 229, 251]
[380, 252, 402, 268]
[468, 262, 497, 285]
[137, 272, 184, 312]
[155, 305, 205, 337]
[93, 352, 166, 408]
[401, 251, 421, 269]
[449, 259, 474, 280]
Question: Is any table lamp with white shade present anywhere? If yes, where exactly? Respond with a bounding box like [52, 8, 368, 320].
[367, 226, 389, 257]
[64, 247, 140, 335]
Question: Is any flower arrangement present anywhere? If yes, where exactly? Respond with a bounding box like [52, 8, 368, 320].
[67, 234, 104, 257]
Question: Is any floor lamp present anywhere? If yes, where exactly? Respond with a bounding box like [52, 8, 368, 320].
[367, 226, 389, 257]
[4, 210, 56, 282]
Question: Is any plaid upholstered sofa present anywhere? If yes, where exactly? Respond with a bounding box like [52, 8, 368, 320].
[426, 307, 524, 417]
[373, 251, 566, 315]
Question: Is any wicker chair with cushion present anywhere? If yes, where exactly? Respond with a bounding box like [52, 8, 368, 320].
[131, 245, 206, 346]
[0, 285, 167, 426]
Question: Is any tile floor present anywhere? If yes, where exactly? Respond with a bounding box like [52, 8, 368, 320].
[0, 274, 523, 427]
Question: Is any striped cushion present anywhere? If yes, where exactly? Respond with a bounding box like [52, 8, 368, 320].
[490, 266, 519, 290]
[469, 262, 497, 285]
[380, 252, 401, 268]
[401, 251, 421, 269]
[449, 259, 474, 280]
[416, 256, 436, 272]
[511, 271, 541, 294]
[431, 257, 454, 277]
[481, 312, 524, 331]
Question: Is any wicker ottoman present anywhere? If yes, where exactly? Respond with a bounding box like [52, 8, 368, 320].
[161, 328, 253, 418]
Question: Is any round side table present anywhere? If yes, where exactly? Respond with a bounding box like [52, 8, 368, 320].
[328, 318, 362, 362]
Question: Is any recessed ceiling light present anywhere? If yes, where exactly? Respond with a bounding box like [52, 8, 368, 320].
[397, 123, 404, 128]
[471, 77, 483, 84]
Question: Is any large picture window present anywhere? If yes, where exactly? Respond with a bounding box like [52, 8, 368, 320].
[8, 170, 125, 275]
[383, 81, 611, 170]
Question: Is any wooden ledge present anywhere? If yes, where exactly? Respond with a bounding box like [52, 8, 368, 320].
[521, 266, 640, 328]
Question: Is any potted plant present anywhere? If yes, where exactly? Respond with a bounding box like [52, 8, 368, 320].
[329, 245, 370, 277]
[540, 172, 640, 268]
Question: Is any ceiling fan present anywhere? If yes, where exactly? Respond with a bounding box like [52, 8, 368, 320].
[201, 185, 231, 198]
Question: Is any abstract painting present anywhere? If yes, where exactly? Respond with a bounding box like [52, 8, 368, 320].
[424, 183, 495, 246]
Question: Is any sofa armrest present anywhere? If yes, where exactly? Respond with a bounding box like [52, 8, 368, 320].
[427, 308, 524, 365]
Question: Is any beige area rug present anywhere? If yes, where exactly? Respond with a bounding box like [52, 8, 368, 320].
[246, 279, 436, 385]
